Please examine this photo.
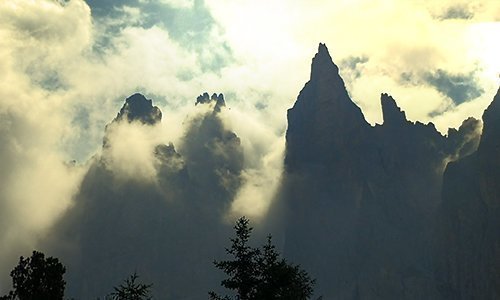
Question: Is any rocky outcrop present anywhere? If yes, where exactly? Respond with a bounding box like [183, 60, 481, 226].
[286, 43, 370, 173]
[281, 44, 483, 299]
[115, 93, 162, 125]
[196, 92, 226, 112]
[38, 43, 497, 299]
[380, 93, 407, 127]
[181, 92, 243, 204]
[46, 93, 242, 299]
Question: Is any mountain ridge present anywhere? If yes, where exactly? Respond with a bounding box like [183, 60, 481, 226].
[281, 43, 496, 299]
[37, 43, 498, 300]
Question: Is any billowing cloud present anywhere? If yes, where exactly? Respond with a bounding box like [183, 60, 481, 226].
[0, 0, 92, 289]
[206, 0, 499, 130]
[423, 69, 484, 106]
[41, 95, 249, 298]
[104, 121, 164, 181]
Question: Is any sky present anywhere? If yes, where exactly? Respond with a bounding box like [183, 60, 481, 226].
[0, 0, 499, 293]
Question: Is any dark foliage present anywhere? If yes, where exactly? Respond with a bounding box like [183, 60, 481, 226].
[210, 217, 316, 300]
[254, 236, 315, 299]
[1, 251, 66, 300]
[109, 272, 152, 300]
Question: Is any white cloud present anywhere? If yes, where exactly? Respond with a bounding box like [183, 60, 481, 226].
[159, 0, 195, 9]
[218, 106, 285, 220]
[206, 0, 500, 132]
[103, 121, 165, 182]
[0, 0, 91, 284]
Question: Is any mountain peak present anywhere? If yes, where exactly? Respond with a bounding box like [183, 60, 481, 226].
[317, 43, 329, 57]
[381, 93, 407, 126]
[196, 92, 226, 112]
[116, 93, 162, 125]
[311, 43, 339, 80]
[285, 43, 369, 170]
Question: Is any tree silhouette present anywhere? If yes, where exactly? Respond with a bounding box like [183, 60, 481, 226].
[0, 251, 66, 300]
[210, 217, 316, 300]
[109, 272, 152, 300]
[254, 236, 315, 299]
[210, 217, 260, 300]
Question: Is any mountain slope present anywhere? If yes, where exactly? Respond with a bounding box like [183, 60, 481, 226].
[44, 93, 241, 299]
[282, 44, 483, 299]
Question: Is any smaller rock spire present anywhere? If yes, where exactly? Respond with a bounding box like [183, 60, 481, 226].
[381, 93, 407, 126]
[196, 92, 226, 112]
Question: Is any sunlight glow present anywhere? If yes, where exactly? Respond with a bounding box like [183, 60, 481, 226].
[467, 22, 500, 86]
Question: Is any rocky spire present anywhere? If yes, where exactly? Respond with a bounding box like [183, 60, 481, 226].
[310, 43, 340, 81]
[381, 93, 407, 126]
[115, 93, 162, 125]
[196, 92, 226, 113]
[285, 43, 369, 170]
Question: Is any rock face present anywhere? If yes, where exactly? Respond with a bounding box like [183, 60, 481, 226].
[286, 43, 370, 172]
[436, 88, 500, 299]
[46, 93, 242, 299]
[282, 44, 484, 299]
[39, 45, 498, 299]
[196, 92, 226, 112]
[103, 93, 162, 149]
[115, 93, 162, 125]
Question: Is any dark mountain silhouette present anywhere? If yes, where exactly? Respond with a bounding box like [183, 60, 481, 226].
[34, 43, 499, 299]
[280, 43, 487, 299]
[115, 93, 162, 125]
[196, 92, 226, 112]
[44, 93, 242, 299]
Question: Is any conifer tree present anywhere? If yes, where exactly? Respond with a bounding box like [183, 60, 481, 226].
[210, 217, 316, 300]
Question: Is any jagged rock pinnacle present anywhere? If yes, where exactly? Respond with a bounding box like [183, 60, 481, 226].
[310, 43, 339, 81]
[285, 43, 369, 170]
[116, 93, 162, 125]
[381, 93, 407, 126]
[196, 92, 226, 112]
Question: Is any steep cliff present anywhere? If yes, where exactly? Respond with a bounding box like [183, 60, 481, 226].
[282, 44, 481, 299]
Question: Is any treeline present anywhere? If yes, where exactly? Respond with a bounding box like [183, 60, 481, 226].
[1, 217, 317, 300]
[0, 251, 152, 300]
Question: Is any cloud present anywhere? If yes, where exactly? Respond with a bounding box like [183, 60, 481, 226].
[103, 121, 164, 181]
[423, 69, 484, 106]
[159, 0, 194, 10]
[87, 0, 233, 72]
[339, 56, 370, 82]
[221, 107, 285, 220]
[206, 0, 499, 132]
[438, 5, 474, 20]
[398, 68, 485, 109]
[0, 0, 91, 288]
[41, 97, 250, 298]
